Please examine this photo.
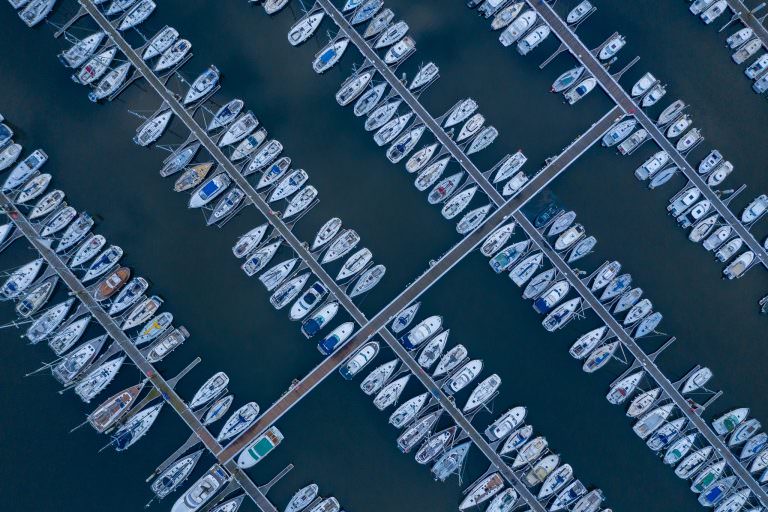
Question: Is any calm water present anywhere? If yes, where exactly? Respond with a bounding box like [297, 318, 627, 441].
[0, 0, 767, 511]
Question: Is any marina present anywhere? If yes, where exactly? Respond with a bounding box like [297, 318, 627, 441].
[2, 0, 768, 511]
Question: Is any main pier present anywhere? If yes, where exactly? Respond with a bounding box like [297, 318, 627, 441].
[525, 0, 768, 274]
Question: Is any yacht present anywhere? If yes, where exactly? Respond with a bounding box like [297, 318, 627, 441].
[290, 281, 327, 320]
[16, 275, 57, 318]
[317, 321, 355, 355]
[442, 359, 483, 395]
[145, 328, 187, 363]
[82, 245, 123, 282]
[339, 341, 379, 380]
[374, 113, 413, 146]
[675, 447, 713, 479]
[478, 0, 507, 17]
[716, 237, 742, 262]
[690, 0, 716, 14]
[627, 388, 661, 418]
[703, 226, 731, 251]
[499, 10, 536, 46]
[499, 424, 533, 455]
[481, 223, 516, 257]
[567, 0, 593, 23]
[171, 464, 230, 512]
[256, 157, 292, 189]
[701, 0, 727, 23]
[457, 204, 492, 234]
[18, 0, 53, 27]
[409, 62, 439, 90]
[56, 212, 94, 253]
[49, 315, 91, 355]
[599, 34, 626, 60]
[152, 450, 205, 500]
[112, 402, 162, 451]
[491, 2, 525, 30]
[322, 229, 360, 263]
[269, 169, 308, 202]
[218, 112, 258, 147]
[174, 162, 214, 192]
[133, 109, 173, 147]
[337, 248, 372, 281]
[698, 150, 723, 175]
[232, 225, 268, 259]
[108, 277, 148, 315]
[373, 375, 410, 410]
[432, 441, 472, 481]
[523, 268, 555, 300]
[691, 460, 727, 493]
[600, 273, 632, 301]
[73, 47, 117, 85]
[121, 295, 162, 330]
[583, 341, 619, 373]
[459, 473, 504, 510]
[606, 370, 644, 405]
[363, 8, 394, 39]
[707, 161, 733, 187]
[288, 12, 325, 46]
[301, 301, 339, 338]
[464, 374, 501, 412]
[485, 406, 526, 442]
[635, 151, 670, 180]
[415, 426, 458, 464]
[89, 62, 132, 102]
[349, 264, 385, 297]
[284, 186, 317, 219]
[40, 205, 76, 238]
[391, 302, 421, 333]
[591, 261, 621, 291]
[698, 476, 737, 507]
[551, 66, 585, 93]
[307, 498, 340, 512]
[353, 83, 388, 117]
[216, 402, 259, 442]
[601, 118, 636, 146]
[742, 194, 768, 223]
[189, 173, 231, 209]
[624, 298, 652, 325]
[510, 252, 543, 287]
[569, 327, 607, 359]
[617, 129, 649, 155]
[351, 0, 383, 25]
[50, 334, 106, 385]
[361, 359, 398, 396]
[230, 128, 267, 162]
[154, 39, 191, 72]
[118, 0, 155, 31]
[564, 77, 597, 105]
[417, 330, 448, 368]
[207, 99, 244, 133]
[59, 31, 105, 68]
[400, 315, 442, 350]
[387, 125, 426, 163]
[142, 26, 178, 61]
[313, 39, 350, 74]
[445, 98, 478, 129]
[467, 126, 498, 155]
[405, 143, 440, 173]
[513, 437, 548, 468]
[745, 54, 768, 79]
[0, 143, 22, 172]
[539, 464, 573, 499]
[0, 258, 44, 299]
[492, 152, 527, 184]
[4, 149, 48, 192]
[383, 36, 416, 65]
[633, 403, 675, 439]
[517, 25, 551, 55]
[729, 418, 761, 446]
[724, 251, 754, 279]
[433, 344, 468, 378]
[441, 186, 477, 220]
[189, 372, 229, 410]
[259, 258, 298, 291]
[542, 297, 581, 331]
[374, 21, 409, 48]
[365, 99, 401, 131]
[75, 357, 126, 403]
[415, 157, 450, 191]
[336, 70, 374, 106]
[501, 170, 529, 197]
[676, 128, 702, 152]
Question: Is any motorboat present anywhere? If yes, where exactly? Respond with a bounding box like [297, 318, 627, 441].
[554, 224, 585, 251]
[189, 173, 231, 208]
[666, 115, 692, 138]
[517, 24, 551, 55]
[676, 128, 702, 152]
[288, 12, 325, 46]
[742, 194, 768, 223]
[442, 359, 483, 395]
[746, 54, 768, 79]
[400, 315, 442, 350]
[617, 129, 648, 155]
[317, 321, 355, 355]
[491, 2, 525, 30]
[631, 72, 656, 97]
[599, 34, 626, 60]
[171, 464, 230, 511]
[564, 77, 597, 105]
[601, 119, 636, 147]
[723, 251, 754, 279]
[689, 214, 718, 243]
[383, 36, 415, 65]
[701, 0, 727, 24]
[703, 226, 731, 251]
[339, 341, 379, 380]
[92, 266, 130, 302]
[289, 281, 327, 320]
[567, 0, 593, 23]
[499, 10, 536, 46]
[698, 150, 722, 174]
[144, 328, 187, 363]
[485, 406, 526, 442]
[707, 161, 733, 187]
[642, 83, 667, 107]
[301, 301, 339, 338]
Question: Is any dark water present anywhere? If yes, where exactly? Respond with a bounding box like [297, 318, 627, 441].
[0, 0, 766, 511]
